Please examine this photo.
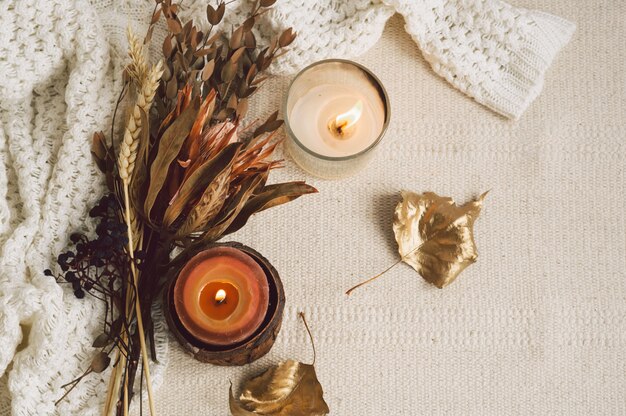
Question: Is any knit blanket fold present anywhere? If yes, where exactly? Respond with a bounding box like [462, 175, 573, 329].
[0, 0, 573, 414]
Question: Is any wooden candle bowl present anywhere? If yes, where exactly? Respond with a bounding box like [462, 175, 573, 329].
[163, 242, 285, 366]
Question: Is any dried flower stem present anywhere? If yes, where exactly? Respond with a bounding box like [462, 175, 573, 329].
[106, 36, 161, 414]
[122, 183, 156, 415]
[103, 348, 122, 415]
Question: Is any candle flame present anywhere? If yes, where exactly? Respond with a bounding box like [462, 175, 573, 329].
[215, 289, 227, 303]
[332, 100, 363, 135]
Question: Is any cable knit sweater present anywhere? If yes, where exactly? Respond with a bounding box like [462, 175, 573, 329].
[0, 0, 573, 414]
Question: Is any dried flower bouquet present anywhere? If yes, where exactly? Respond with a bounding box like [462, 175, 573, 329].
[50, 1, 315, 414]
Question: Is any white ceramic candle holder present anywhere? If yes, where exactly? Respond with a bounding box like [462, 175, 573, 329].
[284, 59, 390, 179]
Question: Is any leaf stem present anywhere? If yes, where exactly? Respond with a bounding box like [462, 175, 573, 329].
[299, 312, 316, 365]
[345, 241, 428, 296]
[123, 183, 156, 416]
[345, 259, 403, 296]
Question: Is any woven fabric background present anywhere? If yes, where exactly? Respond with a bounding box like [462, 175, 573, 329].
[155, 3, 626, 415]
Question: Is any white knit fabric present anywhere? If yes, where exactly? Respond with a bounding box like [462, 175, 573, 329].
[0, 0, 574, 414]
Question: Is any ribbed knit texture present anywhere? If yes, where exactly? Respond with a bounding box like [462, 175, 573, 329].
[0, 0, 576, 414]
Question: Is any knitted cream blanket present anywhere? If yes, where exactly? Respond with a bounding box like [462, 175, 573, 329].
[0, 0, 573, 414]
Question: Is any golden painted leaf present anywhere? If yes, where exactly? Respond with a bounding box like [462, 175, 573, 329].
[393, 191, 487, 288]
[229, 360, 329, 416]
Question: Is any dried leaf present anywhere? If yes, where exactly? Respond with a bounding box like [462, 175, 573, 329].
[216, 2, 226, 23]
[178, 169, 230, 237]
[167, 18, 182, 34]
[259, 0, 277, 7]
[162, 143, 241, 227]
[163, 35, 174, 59]
[221, 61, 237, 83]
[243, 31, 256, 49]
[90, 352, 111, 373]
[227, 94, 238, 111]
[91, 131, 108, 172]
[202, 59, 215, 81]
[92, 333, 110, 348]
[394, 191, 487, 288]
[145, 25, 155, 44]
[224, 182, 317, 236]
[230, 27, 244, 50]
[278, 28, 296, 48]
[237, 98, 249, 118]
[231, 47, 246, 63]
[202, 174, 265, 242]
[242, 16, 255, 32]
[236, 361, 328, 416]
[166, 78, 178, 99]
[150, 7, 162, 25]
[144, 98, 201, 218]
[206, 4, 220, 25]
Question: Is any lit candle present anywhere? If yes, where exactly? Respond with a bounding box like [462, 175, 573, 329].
[173, 246, 269, 346]
[284, 59, 390, 179]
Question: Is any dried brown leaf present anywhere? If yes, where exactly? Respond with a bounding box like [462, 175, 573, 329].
[144, 98, 201, 218]
[242, 16, 255, 32]
[239, 86, 258, 99]
[259, 0, 277, 7]
[90, 352, 111, 373]
[92, 333, 110, 348]
[166, 78, 178, 99]
[237, 98, 249, 118]
[91, 131, 108, 172]
[202, 173, 265, 242]
[167, 18, 182, 34]
[176, 165, 231, 237]
[224, 182, 317, 236]
[231, 47, 246, 63]
[393, 191, 488, 288]
[145, 25, 155, 44]
[230, 27, 244, 50]
[206, 4, 220, 25]
[163, 35, 174, 59]
[221, 60, 237, 83]
[278, 28, 296, 48]
[150, 7, 162, 25]
[227, 94, 238, 111]
[253, 112, 282, 136]
[216, 2, 226, 22]
[162, 143, 241, 228]
[202, 59, 215, 81]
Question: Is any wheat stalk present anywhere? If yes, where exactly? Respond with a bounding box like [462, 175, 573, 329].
[118, 60, 163, 181]
[126, 26, 148, 84]
[105, 33, 163, 416]
[176, 167, 231, 237]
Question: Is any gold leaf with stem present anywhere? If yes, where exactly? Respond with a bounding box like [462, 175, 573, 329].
[229, 313, 329, 416]
[347, 191, 487, 294]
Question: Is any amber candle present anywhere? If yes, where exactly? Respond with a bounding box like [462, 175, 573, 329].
[173, 246, 269, 346]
